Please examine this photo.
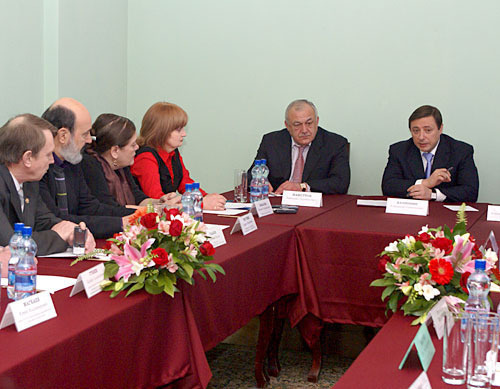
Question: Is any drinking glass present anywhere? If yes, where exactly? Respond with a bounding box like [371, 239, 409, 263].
[72, 226, 87, 255]
[467, 312, 500, 389]
[442, 312, 469, 385]
[234, 169, 247, 203]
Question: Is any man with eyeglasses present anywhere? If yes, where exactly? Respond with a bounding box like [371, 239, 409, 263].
[382, 105, 479, 202]
[248, 99, 350, 194]
[39, 98, 134, 238]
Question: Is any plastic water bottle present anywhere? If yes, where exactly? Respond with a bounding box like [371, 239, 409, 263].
[465, 259, 490, 317]
[192, 183, 203, 223]
[250, 160, 262, 203]
[14, 226, 37, 300]
[181, 183, 195, 218]
[260, 159, 270, 200]
[7, 223, 24, 300]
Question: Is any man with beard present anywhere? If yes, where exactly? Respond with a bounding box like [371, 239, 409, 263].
[40, 98, 134, 238]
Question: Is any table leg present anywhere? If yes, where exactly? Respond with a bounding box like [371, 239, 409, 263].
[267, 316, 284, 377]
[255, 305, 274, 388]
[307, 339, 322, 383]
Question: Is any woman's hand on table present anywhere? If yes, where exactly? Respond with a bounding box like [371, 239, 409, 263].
[202, 193, 227, 210]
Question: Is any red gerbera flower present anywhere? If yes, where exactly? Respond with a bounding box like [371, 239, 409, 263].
[429, 258, 454, 285]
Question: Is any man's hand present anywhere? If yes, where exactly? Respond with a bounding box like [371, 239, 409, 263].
[407, 184, 432, 200]
[51, 220, 79, 243]
[268, 183, 274, 194]
[83, 227, 96, 253]
[275, 181, 301, 195]
[159, 192, 182, 207]
[202, 193, 227, 210]
[422, 168, 451, 189]
[0, 246, 10, 278]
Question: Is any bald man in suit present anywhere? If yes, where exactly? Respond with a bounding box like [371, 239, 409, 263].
[249, 99, 350, 195]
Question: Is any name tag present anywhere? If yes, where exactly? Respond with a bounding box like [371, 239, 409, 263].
[487, 205, 500, 222]
[69, 263, 105, 298]
[0, 291, 57, 332]
[282, 190, 323, 207]
[253, 199, 273, 217]
[386, 198, 429, 216]
[409, 371, 432, 389]
[230, 212, 258, 235]
[206, 225, 227, 248]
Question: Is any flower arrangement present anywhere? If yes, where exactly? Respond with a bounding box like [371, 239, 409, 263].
[371, 205, 500, 324]
[73, 206, 224, 298]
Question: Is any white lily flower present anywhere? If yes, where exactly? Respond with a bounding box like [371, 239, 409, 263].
[422, 284, 440, 301]
[385, 241, 399, 252]
[418, 225, 429, 234]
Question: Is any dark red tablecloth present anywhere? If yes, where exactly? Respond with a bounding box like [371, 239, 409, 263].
[334, 312, 458, 389]
[0, 258, 209, 389]
[181, 223, 298, 351]
[295, 198, 489, 328]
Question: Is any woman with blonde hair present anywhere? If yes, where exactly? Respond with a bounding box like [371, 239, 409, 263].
[131, 102, 226, 210]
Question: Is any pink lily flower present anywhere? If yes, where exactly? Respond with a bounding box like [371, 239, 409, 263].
[447, 234, 475, 272]
[111, 238, 155, 282]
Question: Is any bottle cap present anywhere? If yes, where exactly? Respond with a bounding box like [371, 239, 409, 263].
[22, 226, 32, 236]
[193, 183, 200, 189]
[255, 160, 261, 165]
[475, 259, 486, 271]
[14, 223, 24, 232]
[261, 159, 267, 165]
[185, 183, 193, 191]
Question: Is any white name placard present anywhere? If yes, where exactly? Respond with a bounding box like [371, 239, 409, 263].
[386, 198, 429, 216]
[409, 371, 432, 389]
[70, 263, 105, 298]
[254, 199, 273, 217]
[282, 190, 323, 208]
[230, 213, 258, 235]
[206, 225, 227, 248]
[487, 205, 500, 222]
[0, 291, 57, 332]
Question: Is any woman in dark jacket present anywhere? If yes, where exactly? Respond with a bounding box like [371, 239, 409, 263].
[82, 113, 180, 208]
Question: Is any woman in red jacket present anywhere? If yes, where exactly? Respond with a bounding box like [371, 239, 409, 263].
[131, 102, 226, 210]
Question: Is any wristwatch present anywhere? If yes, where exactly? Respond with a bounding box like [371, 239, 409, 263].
[431, 189, 437, 201]
[300, 183, 307, 192]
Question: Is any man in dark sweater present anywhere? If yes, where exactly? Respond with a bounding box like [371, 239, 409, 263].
[40, 98, 134, 239]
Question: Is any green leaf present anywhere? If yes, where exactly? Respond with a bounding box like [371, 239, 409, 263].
[452, 221, 466, 237]
[110, 289, 121, 298]
[206, 267, 216, 283]
[182, 263, 194, 279]
[370, 278, 394, 287]
[104, 262, 119, 279]
[163, 277, 175, 297]
[125, 282, 144, 297]
[207, 263, 225, 275]
[388, 292, 400, 312]
[381, 285, 396, 301]
[145, 279, 164, 294]
[197, 269, 207, 280]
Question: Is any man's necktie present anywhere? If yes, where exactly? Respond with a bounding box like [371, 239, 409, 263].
[53, 166, 69, 216]
[423, 152, 434, 179]
[291, 145, 306, 183]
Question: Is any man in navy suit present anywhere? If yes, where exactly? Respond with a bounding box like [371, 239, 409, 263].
[249, 99, 350, 194]
[382, 105, 479, 202]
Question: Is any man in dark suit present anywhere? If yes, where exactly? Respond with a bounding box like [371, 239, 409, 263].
[249, 99, 350, 194]
[40, 98, 134, 239]
[382, 105, 479, 202]
[0, 114, 95, 255]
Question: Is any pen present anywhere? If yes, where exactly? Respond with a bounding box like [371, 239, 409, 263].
[447, 166, 454, 173]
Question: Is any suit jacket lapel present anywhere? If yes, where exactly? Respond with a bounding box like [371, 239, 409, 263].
[280, 131, 293, 179]
[302, 128, 323, 181]
[0, 165, 24, 220]
[432, 135, 451, 171]
[408, 142, 425, 179]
